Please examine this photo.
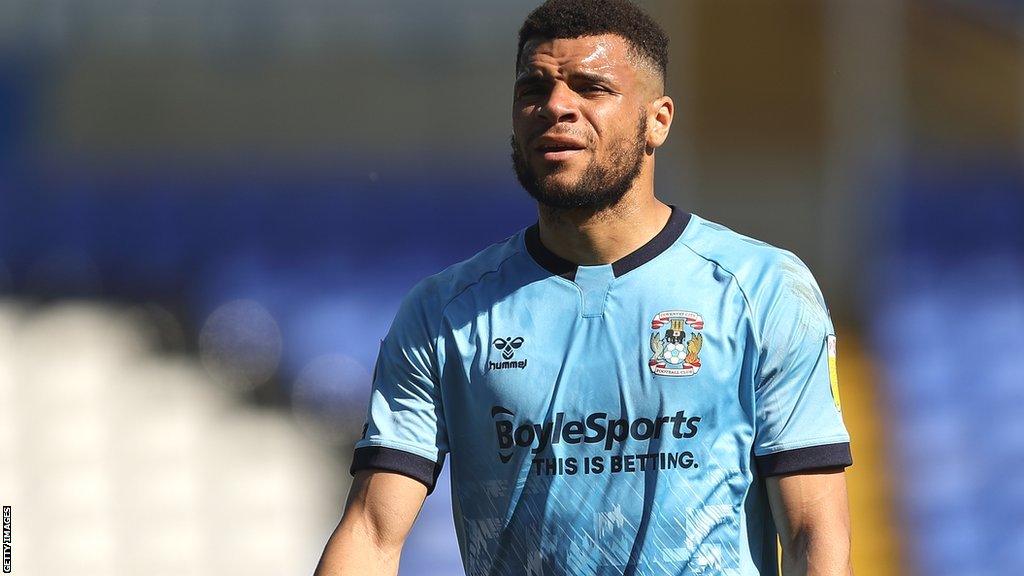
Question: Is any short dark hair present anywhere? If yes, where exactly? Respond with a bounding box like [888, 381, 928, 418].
[516, 0, 669, 84]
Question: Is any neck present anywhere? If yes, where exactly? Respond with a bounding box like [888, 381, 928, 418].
[536, 186, 671, 266]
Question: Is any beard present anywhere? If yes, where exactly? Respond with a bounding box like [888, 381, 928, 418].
[511, 110, 648, 212]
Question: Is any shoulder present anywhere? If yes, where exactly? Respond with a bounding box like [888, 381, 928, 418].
[677, 213, 828, 321]
[401, 229, 526, 318]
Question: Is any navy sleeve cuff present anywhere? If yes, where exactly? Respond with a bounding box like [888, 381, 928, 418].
[755, 442, 853, 477]
[350, 445, 445, 494]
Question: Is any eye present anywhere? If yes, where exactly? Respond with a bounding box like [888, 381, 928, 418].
[516, 86, 545, 99]
[509, 337, 524, 349]
[493, 338, 507, 350]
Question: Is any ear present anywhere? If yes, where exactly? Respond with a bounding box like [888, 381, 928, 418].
[646, 95, 674, 151]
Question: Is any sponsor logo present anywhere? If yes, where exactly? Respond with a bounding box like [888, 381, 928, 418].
[491, 405, 701, 463]
[649, 310, 704, 377]
[489, 336, 527, 371]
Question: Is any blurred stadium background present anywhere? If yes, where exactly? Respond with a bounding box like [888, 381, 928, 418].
[1, 0, 1021, 574]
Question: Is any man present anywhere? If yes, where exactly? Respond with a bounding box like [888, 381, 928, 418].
[315, 0, 853, 574]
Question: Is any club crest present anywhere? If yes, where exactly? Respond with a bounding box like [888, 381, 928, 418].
[649, 310, 704, 377]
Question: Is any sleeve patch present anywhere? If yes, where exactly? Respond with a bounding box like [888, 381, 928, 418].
[827, 334, 842, 413]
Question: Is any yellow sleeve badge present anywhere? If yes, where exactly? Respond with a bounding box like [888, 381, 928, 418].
[826, 334, 842, 413]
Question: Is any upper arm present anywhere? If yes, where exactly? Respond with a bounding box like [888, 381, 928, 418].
[766, 469, 851, 543]
[324, 278, 446, 576]
[340, 469, 429, 552]
[766, 469, 852, 575]
[313, 470, 428, 575]
[751, 254, 854, 571]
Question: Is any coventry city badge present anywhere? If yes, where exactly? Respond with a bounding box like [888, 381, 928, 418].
[649, 310, 704, 377]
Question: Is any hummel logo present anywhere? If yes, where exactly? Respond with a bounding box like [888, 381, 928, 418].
[489, 336, 527, 371]
[493, 336, 524, 359]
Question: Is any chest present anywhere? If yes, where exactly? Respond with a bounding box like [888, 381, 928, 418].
[440, 278, 755, 429]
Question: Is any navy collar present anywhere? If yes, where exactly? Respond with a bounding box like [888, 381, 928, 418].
[525, 206, 691, 281]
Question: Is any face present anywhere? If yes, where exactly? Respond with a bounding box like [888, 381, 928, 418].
[511, 34, 660, 211]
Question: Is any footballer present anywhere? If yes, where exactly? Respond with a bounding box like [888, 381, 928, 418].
[315, 0, 853, 574]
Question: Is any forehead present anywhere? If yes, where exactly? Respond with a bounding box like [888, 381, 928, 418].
[517, 34, 636, 77]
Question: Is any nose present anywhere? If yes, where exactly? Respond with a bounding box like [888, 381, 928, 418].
[537, 82, 579, 124]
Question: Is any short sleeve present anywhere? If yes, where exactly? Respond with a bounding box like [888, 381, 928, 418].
[350, 281, 449, 494]
[752, 254, 852, 477]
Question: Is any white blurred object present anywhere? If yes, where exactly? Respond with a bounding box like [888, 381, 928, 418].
[0, 299, 341, 576]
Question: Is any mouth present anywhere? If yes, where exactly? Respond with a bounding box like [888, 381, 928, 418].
[533, 138, 587, 162]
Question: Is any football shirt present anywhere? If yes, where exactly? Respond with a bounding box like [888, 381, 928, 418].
[352, 206, 852, 575]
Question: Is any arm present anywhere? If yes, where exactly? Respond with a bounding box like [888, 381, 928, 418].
[767, 468, 853, 576]
[314, 470, 428, 576]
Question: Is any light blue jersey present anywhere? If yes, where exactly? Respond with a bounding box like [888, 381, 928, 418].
[352, 207, 851, 575]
